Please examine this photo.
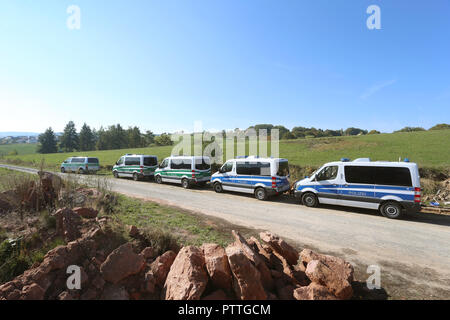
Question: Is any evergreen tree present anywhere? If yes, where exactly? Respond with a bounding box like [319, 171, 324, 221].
[79, 123, 96, 151]
[59, 121, 79, 152]
[37, 127, 58, 154]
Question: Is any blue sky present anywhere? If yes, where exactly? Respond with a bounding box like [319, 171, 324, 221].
[0, 0, 449, 134]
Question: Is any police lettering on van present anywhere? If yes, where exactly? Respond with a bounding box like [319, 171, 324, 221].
[294, 158, 421, 219]
[113, 154, 158, 181]
[154, 156, 211, 188]
[211, 156, 291, 200]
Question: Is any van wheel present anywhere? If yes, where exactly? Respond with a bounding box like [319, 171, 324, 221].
[133, 173, 139, 181]
[61, 167, 65, 173]
[255, 188, 268, 201]
[113, 171, 119, 178]
[213, 182, 223, 193]
[78, 168, 84, 174]
[155, 175, 162, 184]
[181, 178, 190, 189]
[380, 201, 403, 219]
[302, 192, 318, 207]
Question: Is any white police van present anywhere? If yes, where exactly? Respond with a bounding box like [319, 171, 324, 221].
[293, 158, 421, 219]
[154, 156, 211, 188]
[211, 156, 291, 200]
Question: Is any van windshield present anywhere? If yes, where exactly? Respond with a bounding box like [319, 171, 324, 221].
[195, 158, 211, 170]
[276, 161, 289, 176]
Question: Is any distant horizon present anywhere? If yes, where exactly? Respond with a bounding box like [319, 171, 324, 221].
[0, 122, 447, 139]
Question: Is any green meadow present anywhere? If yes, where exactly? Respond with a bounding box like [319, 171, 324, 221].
[0, 143, 37, 156]
[1, 130, 449, 175]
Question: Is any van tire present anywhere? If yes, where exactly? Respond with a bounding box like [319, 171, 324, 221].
[213, 182, 223, 193]
[255, 188, 268, 201]
[302, 192, 318, 207]
[155, 175, 162, 184]
[380, 201, 403, 219]
[181, 178, 190, 189]
[61, 167, 65, 173]
[78, 168, 85, 174]
[133, 173, 139, 181]
[113, 171, 119, 178]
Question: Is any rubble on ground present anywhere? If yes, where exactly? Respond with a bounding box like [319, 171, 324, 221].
[0, 221, 356, 300]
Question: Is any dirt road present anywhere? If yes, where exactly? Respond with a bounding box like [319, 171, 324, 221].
[1, 164, 449, 299]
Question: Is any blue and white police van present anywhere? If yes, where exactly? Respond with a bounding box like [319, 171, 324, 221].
[211, 156, 291, 200]
[293, 158, 421, 219]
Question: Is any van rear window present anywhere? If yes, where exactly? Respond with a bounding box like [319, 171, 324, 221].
[143, 157, 157, 166]
[277, 161, 289, 176]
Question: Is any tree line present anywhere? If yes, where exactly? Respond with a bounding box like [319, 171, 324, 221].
[37, 121, 173, 154]
[37, 121, 450, 154]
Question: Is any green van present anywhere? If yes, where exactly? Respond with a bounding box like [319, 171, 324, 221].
[61, 157, 100, 174]
[154, 156, 211, 188]
[113, 154, 158, 181]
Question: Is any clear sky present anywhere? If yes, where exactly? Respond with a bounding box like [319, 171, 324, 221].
[0, 0, 449, 134]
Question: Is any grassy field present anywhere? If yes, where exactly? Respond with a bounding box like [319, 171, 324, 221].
[1, 130, 449, 176]
[0, 143, 37, 156]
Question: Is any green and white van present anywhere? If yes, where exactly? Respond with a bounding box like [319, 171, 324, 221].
[154, 156, 211, 188]
[113, 154, 158, 181]
[60, 157, 100, 174]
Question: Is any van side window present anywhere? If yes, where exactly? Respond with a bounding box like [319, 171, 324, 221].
[72, 158, 84, 163]
[125, 157, 140, 166]
[316, 166, 338, 181]
[344, 166, 375, 184]
[171, 159, 182, 169]
[236, 162, 270, 176]
[143, 157, 157, 166]
[181, 159, 192, 170]
[195, 158, 211, 170]
[375, 167, 412, 187]
[222, 162, 233, 173]
[88, 158, 99, 164]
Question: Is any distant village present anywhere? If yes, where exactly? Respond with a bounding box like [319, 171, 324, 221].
[0, 135, 38, 145]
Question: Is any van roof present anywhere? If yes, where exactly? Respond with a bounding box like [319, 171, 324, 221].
[123, 154, 157, 157]
[324, 159, 418, 168]
[233, 156, 288, 162]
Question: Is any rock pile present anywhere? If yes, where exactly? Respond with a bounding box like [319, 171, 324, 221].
[0, 222, 355, 300]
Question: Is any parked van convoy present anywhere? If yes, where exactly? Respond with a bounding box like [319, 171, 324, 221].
[113, 154, 158, 181]
[211, 156, 291, 200]
[60, 157, 100, 174]
[293, 158, 421, 219]
[154, 156, 211, 188]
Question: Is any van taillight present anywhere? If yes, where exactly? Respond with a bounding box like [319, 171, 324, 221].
[140, 165, 143, 173]
[192, 170, 196, 179]
[86, 164, 88, 169]
[414, 187, 421, 203]
[272, 176, 276, 188]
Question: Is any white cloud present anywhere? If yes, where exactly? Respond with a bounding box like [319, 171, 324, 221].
[361, 79, 397, 100]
